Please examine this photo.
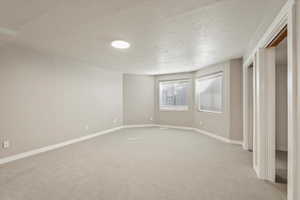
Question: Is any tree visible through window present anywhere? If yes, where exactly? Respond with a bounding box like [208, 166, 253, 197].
[159, 80, 189, 111]
[197, 73, 223, 113]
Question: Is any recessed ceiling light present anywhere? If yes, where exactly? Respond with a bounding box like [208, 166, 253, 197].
[111, 40, 130, 49]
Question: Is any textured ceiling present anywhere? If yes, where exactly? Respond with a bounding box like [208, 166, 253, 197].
[0, 0, 287, 74]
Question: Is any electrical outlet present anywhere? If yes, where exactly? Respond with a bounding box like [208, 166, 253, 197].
[85, 125, 89, 131]
[3, 140, 10, 149]
[199, 121, 203, 126]
[150, 117, 153, 121]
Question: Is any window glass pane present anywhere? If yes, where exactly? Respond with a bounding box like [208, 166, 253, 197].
[159, 80, 189, 110]
[197, 73, 223, 112]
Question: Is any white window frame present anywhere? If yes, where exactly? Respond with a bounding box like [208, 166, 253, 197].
[196, 72, 224, 114]
[159, 79, 190, 111]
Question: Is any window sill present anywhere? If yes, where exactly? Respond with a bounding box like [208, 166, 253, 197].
[197, 109, 223, 114]
[159, 106, 189, 112]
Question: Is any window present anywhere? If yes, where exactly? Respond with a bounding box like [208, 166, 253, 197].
[196, 72, 223, 113]
[159, 80, 189, 111]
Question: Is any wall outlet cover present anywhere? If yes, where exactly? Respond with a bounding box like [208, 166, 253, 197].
[3, 140, 10, 149]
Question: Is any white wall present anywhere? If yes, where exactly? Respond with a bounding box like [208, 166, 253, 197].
[123, 74, 155, 125]
[0, 43, 244, 159]
[295, 2, 300, 198]
[229, 59, 244, 141]
[0, 44, 123, 158]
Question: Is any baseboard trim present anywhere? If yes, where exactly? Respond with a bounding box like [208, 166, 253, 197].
[144, 124, 243, 146]
[192, 128, 242, 145]
[229, 140, 244, 145]
[0, 126, 123, 165]
[122, 124, 158, 129]
[0, 124, 242, 165]
[158, 124, 195, 131]
[193, 128, 230, 143]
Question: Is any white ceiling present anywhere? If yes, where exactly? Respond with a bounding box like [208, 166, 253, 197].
[0, 0, 287, 74]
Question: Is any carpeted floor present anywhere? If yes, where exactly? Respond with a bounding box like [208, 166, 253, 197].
[0, 127, 287, 200]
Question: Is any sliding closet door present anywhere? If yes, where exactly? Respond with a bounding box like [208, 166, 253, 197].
[253, 48, 276, 182]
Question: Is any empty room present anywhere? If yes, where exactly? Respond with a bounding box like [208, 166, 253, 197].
[1, 1, 300, 200]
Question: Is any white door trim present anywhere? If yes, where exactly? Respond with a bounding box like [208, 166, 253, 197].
[287, 1, 297, 200]
[243, 0, 298, 199]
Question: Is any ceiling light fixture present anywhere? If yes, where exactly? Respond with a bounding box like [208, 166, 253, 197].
[111, 40, 131, 49]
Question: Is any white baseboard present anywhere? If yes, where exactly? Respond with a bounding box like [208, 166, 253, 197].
[193, 128, 242, 145]
[0, 126, 123, 165]
[0, 124, 242, 165]
[122, 124, 158, 129]
[193, 128, 230, 143]
[158, 124, 195, 131]
[143, 124, 243, 146]
[230, 140, 243, 145]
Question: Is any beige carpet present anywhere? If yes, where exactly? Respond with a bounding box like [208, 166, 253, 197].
[0, 127, 287, 200]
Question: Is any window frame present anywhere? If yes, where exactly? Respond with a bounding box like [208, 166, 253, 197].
[159, 79, 190, 112]
[196, 72, 224, 114]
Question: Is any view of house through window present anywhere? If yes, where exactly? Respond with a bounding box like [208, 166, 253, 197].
[159, 80, 189, 110]
[196, 73, 223, 113]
